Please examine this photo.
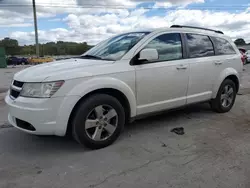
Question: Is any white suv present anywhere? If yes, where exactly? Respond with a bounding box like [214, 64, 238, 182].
[5, 25, 243, 149]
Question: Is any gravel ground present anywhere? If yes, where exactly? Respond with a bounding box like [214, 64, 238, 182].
[1, 65, 250, 188]
[0, 65, 30, 93]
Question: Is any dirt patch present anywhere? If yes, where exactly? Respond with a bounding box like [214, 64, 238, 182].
[238, 88, 250, 95]
[0, 123, 12, 129]
[0, 88, 7, 93]
[0, 93, 6, 102]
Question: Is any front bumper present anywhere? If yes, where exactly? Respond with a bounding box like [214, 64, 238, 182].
[5, 92, 80, 136]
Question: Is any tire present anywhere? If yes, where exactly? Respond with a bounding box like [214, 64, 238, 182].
[210, 79, 236, 113]
[72, 94, 125, 149]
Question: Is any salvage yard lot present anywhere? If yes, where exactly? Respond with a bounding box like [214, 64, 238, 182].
[1, 65, 250, 188]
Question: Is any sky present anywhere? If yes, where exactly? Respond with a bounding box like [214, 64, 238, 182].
[0, 0, 250, 45]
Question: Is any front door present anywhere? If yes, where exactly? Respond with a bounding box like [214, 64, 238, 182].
[134, 33, 189, 115]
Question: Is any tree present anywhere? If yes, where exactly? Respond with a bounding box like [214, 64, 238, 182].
[0, 38, 20, 55]
[19, 45, 35, 55]
[234, 38, 246, 46]
[0, 37, 93, 56]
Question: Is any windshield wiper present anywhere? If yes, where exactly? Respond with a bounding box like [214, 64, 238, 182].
[80, 55, 103, 60]
[79, 54, 113, 61]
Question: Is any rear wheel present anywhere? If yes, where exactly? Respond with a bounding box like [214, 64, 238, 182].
[210, 79, 236, 113]
[72, 94, 125, 149]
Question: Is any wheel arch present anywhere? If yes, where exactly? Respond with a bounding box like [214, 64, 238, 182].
[225, 75, 239, 93]
[212, 68, 240, 98]
[66, 87, 135, 136]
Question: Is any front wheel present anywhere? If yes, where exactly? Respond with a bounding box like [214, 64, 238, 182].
[72, 94, 125, 149]
[210, 79, 236, 113]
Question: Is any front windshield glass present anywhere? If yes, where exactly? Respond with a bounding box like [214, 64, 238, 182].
[82, 32, 150, 61]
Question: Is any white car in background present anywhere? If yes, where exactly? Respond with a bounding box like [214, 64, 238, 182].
[5, 25, 243, 149]
[246, 50, 250, 63]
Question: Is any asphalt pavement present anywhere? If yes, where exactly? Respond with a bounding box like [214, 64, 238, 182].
[1, 65, 250, 188]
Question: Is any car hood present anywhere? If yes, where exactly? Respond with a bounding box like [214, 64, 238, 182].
[14, 58, 114, 82]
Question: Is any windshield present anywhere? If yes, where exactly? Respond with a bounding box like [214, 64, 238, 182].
[81, 32, 150, 61]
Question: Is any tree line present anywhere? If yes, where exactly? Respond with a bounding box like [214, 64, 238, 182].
[0, 37, 249, 56]
[234, 38, 250, 46]
[0, 38, 93, 56]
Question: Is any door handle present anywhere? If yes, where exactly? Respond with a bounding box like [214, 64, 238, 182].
[176, 65, 187, 70]
[215, 61, 223, 65]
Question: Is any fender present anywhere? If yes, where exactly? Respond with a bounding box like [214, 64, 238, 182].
[212, 68, 240, 98]
[67, 76, 137, 118]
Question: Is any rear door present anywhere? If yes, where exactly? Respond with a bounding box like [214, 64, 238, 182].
[184, 33, 217, 104]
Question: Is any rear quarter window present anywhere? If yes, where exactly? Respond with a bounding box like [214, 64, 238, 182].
[212, 37, 236, 55]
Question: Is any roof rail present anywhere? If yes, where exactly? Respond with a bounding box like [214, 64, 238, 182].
[170, 25, 224, 34]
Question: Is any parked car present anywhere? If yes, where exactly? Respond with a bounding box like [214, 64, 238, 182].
[245, 50, 250, 63]
[28, 56, 54, 64]
[5, 25, 243, 149]
[239, 48, 247, 65]
[240, 51, 247, 65]
[7, 56, 28, 65]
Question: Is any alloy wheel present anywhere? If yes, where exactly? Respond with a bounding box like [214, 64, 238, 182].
[221, 85, 234, 108]
[85, 105, 118, 141]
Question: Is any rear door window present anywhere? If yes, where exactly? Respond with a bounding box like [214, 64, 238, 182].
[186, 34, 215, 58]
[212, 37, 236, 55]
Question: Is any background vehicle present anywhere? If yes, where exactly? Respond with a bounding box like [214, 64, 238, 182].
[7, 56, 28, 65]
[5, 25, 243, 149]
[28, 56, 54, 64]
[239, 48, 247, 65]
[246, 50, 250, 63]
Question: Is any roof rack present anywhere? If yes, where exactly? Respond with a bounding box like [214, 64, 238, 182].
[170, 25, 224, 34]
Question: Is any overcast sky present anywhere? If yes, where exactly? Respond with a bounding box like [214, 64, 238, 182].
[0, 0, 250, 45]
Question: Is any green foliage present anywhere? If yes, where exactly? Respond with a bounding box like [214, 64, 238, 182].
[0, 38, 93, 56]
[0, 38, 19, 55]
[234, 38, 246, 46]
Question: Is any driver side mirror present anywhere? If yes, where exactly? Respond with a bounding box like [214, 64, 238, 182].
[138, 48, 159, 62]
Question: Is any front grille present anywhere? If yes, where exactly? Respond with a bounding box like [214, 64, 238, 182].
[10, 80, 24, 99]
[13, 80, 24, 88]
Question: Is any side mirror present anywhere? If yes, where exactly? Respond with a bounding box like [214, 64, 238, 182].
[139, 48, 159, 62]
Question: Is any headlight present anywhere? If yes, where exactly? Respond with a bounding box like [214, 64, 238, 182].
[20, 81, 64, 98]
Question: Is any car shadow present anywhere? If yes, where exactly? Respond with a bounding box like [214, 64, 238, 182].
[123, 102, 214, 136]
[0, 129, 86, 156]
[0, 103, 213, 155]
